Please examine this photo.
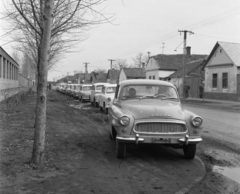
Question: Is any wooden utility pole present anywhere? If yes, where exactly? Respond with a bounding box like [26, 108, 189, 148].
[178, 30, 194, 97]
[108, 59, 115, 69]
[83, 62, 89, 74]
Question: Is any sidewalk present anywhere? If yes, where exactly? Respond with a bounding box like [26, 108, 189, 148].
[181, 97, 240, 111]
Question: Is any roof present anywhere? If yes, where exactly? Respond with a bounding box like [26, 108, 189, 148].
[107, 69, 120, 80]
[119, 79, 174, 87]
[151, 54, 207, 70]
[123, 68, 146, 78]
[169, 59, 206, 78]
[205, 41, 240, 67]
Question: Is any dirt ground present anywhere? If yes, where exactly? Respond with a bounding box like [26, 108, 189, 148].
[0, 90, 240, 194]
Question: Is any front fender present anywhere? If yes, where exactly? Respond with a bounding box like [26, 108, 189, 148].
[109, 105, 135, 136]
[184, 110, 203, 138]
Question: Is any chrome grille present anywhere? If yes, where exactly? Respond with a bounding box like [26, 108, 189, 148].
[134, 123, 187, 133]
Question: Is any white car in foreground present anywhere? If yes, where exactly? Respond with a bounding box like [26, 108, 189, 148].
[98, 84, 117, 114]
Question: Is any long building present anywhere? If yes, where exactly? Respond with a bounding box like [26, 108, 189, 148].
[0, 47, 19, 90]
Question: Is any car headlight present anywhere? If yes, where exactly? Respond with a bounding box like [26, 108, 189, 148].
[192, 116, 203, 127]
[119, 115, 130, 126]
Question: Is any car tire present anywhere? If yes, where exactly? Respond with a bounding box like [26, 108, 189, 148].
[104, 104, 108, 114]
[116, 140, 126, 159]
[183, 144, 196, 159]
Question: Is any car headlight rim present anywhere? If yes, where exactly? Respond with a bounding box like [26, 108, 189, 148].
[192, 116, 203, 127]
[119, 115, 130, 126]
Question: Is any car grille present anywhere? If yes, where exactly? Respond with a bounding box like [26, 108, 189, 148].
[134, 123, 187, 133]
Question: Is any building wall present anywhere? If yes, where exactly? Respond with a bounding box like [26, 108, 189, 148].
[205, 65, 237, 93]
[119, 70, 127, 82]
[204, 45, 238, 101]
[0, 47, 19, 90]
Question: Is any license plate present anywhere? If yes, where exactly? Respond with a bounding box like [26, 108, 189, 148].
[152, 138, 170, 143]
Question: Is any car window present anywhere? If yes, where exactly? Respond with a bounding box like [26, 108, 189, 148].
[83, 86, 92, 91]
[106, 87, 116, 93]
[121, 85, 178, 100]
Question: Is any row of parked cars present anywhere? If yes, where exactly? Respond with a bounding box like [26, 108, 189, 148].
[56, 83, 117, 114]
[56, 80, 203, 159]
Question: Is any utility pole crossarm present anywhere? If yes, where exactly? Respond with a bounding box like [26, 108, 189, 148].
[178, 30, 194, 54]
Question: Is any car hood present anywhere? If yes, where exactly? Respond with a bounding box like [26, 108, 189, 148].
[120, 100, 185, 120]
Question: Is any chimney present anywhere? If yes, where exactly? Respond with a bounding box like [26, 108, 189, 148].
[186, 46, 191, 55]
[142, 62, 145, 69]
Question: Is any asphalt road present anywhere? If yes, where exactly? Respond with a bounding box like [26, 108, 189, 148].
[183, 104, 240, 147]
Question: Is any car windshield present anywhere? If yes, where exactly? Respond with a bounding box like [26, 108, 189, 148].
[121, 85, 178, 100]
[106, 87, 116, 94]
[83, 86, 92, 91]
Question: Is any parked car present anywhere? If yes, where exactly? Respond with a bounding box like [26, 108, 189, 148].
[61, 85, 68, 94]
[98, 84, 117, 114]
[78, 84, 93, 101]
[69, 84, 78, 97]
[90, 83, 107, 106]
[66, 84, 73, 95]
[72, 84, 81, 99]
[108, 79, 203, 159]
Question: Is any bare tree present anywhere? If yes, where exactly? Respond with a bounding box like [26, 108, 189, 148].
[132, 52, 148, 68]
[112, 58, 129, 69]
[2, 0, 114, 165]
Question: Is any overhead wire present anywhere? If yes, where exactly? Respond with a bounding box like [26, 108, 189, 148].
[118, 6, 240, 58]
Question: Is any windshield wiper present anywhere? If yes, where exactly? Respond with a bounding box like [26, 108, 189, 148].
[139, 95, 154, 100]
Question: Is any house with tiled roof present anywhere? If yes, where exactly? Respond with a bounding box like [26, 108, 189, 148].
[74, 73, 85, 84]
[145, 49, 207, 80]
[169, 59, 206, 98]
[119, 68, 146, 82]
[203, 41, 240, 101]
[106, 69, 120, 84]
[89, 71, 107, 83]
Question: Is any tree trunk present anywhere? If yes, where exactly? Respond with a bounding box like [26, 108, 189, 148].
[31, 0, 54, 165]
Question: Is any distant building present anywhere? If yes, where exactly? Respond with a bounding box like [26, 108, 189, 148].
[145, 48, 207, 80]
[203, 41, 240, 101]
[119, 68, 146, 82]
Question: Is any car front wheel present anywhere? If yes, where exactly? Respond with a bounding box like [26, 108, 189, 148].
[116, 140, 126, 159]
[183, 144, 196, 159]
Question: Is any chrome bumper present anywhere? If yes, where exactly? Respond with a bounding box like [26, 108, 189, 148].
[116, 134, 144, 145]
[178, 135, 202, 145]
[117, 134, 202, 145]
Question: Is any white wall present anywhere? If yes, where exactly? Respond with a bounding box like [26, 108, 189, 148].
[205, 46, 237, 93]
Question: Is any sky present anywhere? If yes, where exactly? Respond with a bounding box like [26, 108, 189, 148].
[0, 0, 240, 81]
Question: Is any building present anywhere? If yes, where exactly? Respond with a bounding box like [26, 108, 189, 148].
[170, 59, 206, 98]
[0, 47, 19, 91]
[203, 41, 240, 101]
[118, 68, 146, 82]
[145, 48, 207, 81]
[106, 69, 120, 84]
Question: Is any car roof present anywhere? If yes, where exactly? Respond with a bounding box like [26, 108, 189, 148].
[92, 82, 107, 86]
[119, 79, 174, 87]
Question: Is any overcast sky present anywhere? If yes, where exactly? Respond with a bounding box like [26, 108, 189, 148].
[0, 0, 240, 81]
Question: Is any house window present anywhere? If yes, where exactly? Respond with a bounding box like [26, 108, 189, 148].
[153, 76, 155, 80]
[149, 76, 151, 79]
[212, 73, 218, 88]
[222, 73, 228, 89]
[219, 49, 222, 53]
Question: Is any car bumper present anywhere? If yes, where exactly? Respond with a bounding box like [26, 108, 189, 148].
[116, 134, 202, 145]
